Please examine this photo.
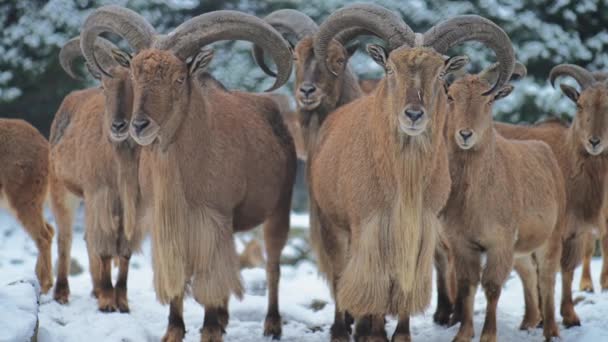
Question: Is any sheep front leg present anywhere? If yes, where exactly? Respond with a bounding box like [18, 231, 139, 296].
[479, 244, 513, 342]
[392, 312, 411, 342]
[601, 218, 608, 290]
[114, 255, 131, 313]
[452, 245, 481, 342]
[97, 255, 117, 312]
[354, 315, 387, 342]
[434, 241, 455, 326]
[560, 236, 582, 328]
[162, 294, 185, 342]
[536, 235, 561, 340]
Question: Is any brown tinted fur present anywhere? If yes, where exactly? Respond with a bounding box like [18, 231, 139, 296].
[129, 49, 296, 341]
[50, 67, 143, 314]
[309, 47, 454, 341]
[495, 83, 608, 327]
[0, 119, 54, 292]
[444, 75, 565, 341]
[293, 37, 363, 159]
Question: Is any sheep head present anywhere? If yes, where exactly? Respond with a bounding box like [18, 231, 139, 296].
[80, 6, 293, 149]
[312, 4, 515, 138]
[448, 62, 526, 150]
[59, 36, 133, 143]
[550, 64, 608, 156]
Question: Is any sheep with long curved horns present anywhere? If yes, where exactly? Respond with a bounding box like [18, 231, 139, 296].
[80, 6, 296, 341]
[51, 35, 143, 313]
[307, 4, 514, 341]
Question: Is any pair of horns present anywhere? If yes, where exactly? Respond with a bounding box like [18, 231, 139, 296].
[258, 4, 515, 95]
[76, 5, 292, 91]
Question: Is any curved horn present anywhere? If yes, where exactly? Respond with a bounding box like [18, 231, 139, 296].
[480, 61, 527, 85]
[592, 71, 608, 83]
[313, 4, 415, 74]
[158, 11, 292, 91]
[423, 15, 515, 96]
[80, 5, 155, 77]
[253, 9, 319, 77]
[549, 64, 595, 90]
[59, 37, 119, 80]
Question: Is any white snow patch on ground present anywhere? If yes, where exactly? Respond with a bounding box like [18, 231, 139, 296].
[1, 208, 608, 341]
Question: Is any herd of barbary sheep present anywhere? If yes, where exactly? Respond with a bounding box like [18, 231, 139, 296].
[1, 3, 607, 342]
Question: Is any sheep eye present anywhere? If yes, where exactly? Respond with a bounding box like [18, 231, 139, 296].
[386, 66, 393, 74]
[447, 95, 454, 102]
[176, 76, 185, 84]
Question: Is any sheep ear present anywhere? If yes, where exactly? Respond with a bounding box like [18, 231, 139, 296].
[188, 47, 214, 75]
[443, 55, 469, 76]
[111, 49, 131, 68]
[560, 84, 579, 103]
[494, 85, 514, 101]
[366, 44, 388, 69]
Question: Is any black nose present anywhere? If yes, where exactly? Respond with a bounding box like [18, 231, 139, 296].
[111, 119, 128, 133]
[404, 109, 424, 123]
[299, 83, 316, 97]
[459, 129, 473, 141]
[132, 117, 150, 134]
[589, 137, 601, 148]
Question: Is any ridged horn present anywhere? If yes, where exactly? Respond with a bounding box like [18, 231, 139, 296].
[422, 15, 515, 95]
[313, 3, 415, 75]
[158, 11, 292, 91]
[59, 36, 119, 80]
[80, 5, 155, 78]
[549, 64, 595, 90]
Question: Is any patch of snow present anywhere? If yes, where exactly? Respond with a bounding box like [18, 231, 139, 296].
[1, 208, 608, 341]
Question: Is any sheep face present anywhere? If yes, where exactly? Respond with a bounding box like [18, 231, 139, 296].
[128, 50, 191, 147]
[368, 46, 468, 137]
[447, 75, 513, 150]
[564, 84, 608, 156]
[101, 66, 134, 143]
[294, 37, 355, 112]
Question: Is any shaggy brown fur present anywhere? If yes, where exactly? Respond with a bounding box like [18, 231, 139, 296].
[50, 66, 143, 314]
[127, 49, 296, 341]
[0, 119, 54, 292]
[495, 81, 608, 328]
[444, 75, 565, 341]
[309, 47, 465, 341]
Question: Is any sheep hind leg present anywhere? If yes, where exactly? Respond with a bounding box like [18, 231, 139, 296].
[513, 256, 541, 330]
[579, 231, 595, 293]
[15, 204, 54, 293]
[162, 294, 186, 342]
[97, 255, 117, 312]
[50, 179, 78, 303]
[560, 237, 582, 328]
[536, 238, 561, 340]
[262, 196, 291, 339]
[114, 255, 130, 313]
[200, 306, 224, 342]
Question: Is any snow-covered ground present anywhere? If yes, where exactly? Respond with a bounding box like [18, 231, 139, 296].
[1, 207, 607, 342]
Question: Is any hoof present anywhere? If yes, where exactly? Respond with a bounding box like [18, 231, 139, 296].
[263, 314, 282, 339]
[162, 324, 186, 342]
[200, 325, 223, 342]
[115, 288, 130, 313]
[97, 291, 117, 313]
[331, 323, 350, 342]
[519, 315, 542, 331]
[543, 321, 560, 341]
[562, 315, 581, 328]
[391, 333, 411, 342]
[479, 334, 496, 342]
[355, 334, 389, 342]
[579, 283, 594, 293]
[448, 314, 462, 327]
[53, 280, 70, 304]
[434, 307, 453, 326]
